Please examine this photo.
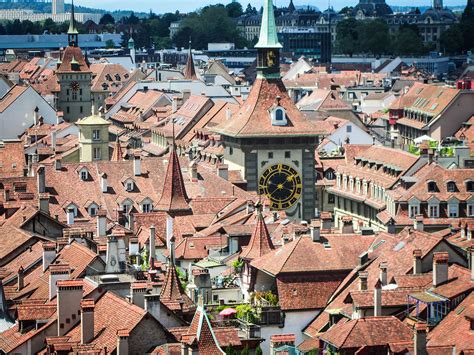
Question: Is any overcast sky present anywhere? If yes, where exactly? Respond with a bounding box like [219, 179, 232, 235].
[75, 0, 467, 13]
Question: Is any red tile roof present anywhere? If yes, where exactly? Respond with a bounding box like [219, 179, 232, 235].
[183, 49, 198, 80]
[319, 316, 412, 349]
[160, 263, 195, 314]
[213, 78, 328, 138]
[239, 210, 275, 261]
[57, 46, 90, 73]
[0, 141, 26, 178]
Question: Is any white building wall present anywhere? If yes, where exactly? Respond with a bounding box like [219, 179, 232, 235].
[321, 124, 375, 153]
[0, 86, 57, 139]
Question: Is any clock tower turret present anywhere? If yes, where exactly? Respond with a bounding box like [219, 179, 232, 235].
[211, 0, 329, 221]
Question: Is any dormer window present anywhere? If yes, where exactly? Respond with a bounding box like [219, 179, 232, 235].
[447, 181, 456, 193]
[126, 181, 134, 192]
[78, 167, 89, 181]
[466, 180, 474, 192]
[121, 177, 135, 192]
[427, 181, 437, 192]
[65, 203, 78, 217]
[270, 97, 288, 126]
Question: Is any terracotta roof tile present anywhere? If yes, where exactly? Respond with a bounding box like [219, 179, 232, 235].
[240, 210, 275, 261]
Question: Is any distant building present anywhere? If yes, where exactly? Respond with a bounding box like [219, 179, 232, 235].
[52, 0, 65, 15]
[0, 9, 100, 23]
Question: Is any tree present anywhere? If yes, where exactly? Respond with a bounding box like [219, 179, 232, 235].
[226, 2, 243, 18]
[339, 6, 353, 15]
[335, 18, 359, 56]
[245, 3, 258, 15]
[99, 13, 115, 25]
[358, 19, 390, 56]
[392, 25, 426, 55]
[461, 0, 474, 51]
[105, 39, 115, 48]
[440, 24, 464, 54]
[240, 345, 249, 355]
[255, 346, 263, 355]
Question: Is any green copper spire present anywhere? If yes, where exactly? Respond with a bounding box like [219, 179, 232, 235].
[255, 0, 282, 49]
[68, 0, 78, 35]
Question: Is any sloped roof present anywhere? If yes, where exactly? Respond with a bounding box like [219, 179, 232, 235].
[57, 46, 90, 73]
[239, 210, 275, 261]
[212, 78, 328, 138]
[160, 262, 196, 314]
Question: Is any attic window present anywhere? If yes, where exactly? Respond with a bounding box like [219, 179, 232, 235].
[427, 181, 437, 192]
[270, 102, 288, 127]
[79, 168, 89, 181]
[466, 180, 474, 192]
[447, 181, 456, 193]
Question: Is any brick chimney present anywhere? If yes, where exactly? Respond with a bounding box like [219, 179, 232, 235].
[57, 279, 83, 336]
[414, 215, 424, 231]
[96, 209, 107, 238]
[310, 219, 321, 242]
[42, 242, 57, 272]
[359, 271, 368, 291]
[17, 267, 24, 291]
[432, 252, 449, 287]
[51, 130, 57, 150]
[37, 165, 46, 194]
[379, 262, 388, 286]
[133, 153, 141, 176]
[226, 106, 232, 120]
[414, 322, 427, 355]
[81, 299, 95, 344]
[340, 216, 354, 234]
[55, 157, 62, 171]
[413, 249, 422, 275]
[117, 330, 129, 355]
[49, 264, 70, 300]
[39, 193, 50, 215]
[374, 279, 382, 317]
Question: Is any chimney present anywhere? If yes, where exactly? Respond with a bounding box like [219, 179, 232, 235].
[130, 282, 147, 308]
[105, 235, 121, 273]
[379, 262, 388, 286]
[432, 252, 449, 287]
[17, 267, 24, 291]
[96, 210, 107, 238]
[117, 330, 129, 355]
[54, 157, 62, 171]
[3, 189, 9, 202]
[310, 219, 321, 242]
[49, 264, 70, 300]
[413, 249, 422, 275]
[226, 106, 232, 120]
[42, 242, 57, 272]
[321, 212, 332, 230]
[171, 96, 178, 113]
[217, 164, 228, 180]
[189, 161, 198, 181]
[373, 280, 382, 317]
[57, 279, 83, 336]
[340, 216, 354, 234]
[81, 299, 95, 344]
[100, 173, 108, 193]
[144, 294, 161, 321]
[469, 247, 474, 281]
[149, 225, 156, 265]
[37, 165, 46, 193]
[414, 215, 424, 232]
[359, 271, 368, 291]
[414, 322, 427, 355]
[39, 193, 50, 215]
[133, 153, 141, 176]
[66, 208, 74, 225]
[166, 216, 173, 249]
[182, 89, 191, 103]
[51, 130, 57, 150]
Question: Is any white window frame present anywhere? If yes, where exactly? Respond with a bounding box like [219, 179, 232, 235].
[93, 147, 101, 161]
[80, 170, 88, 181]
[468, 204, 474, 217]
[448, 203, 459, 218]
[89, 206, 97, 216]
[92, 129, 100, 141]
[409, 204, 419, 218]
[142, 203, 152, 213]
[428, 204, 439, 218]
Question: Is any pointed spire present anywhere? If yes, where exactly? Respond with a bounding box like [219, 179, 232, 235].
[156, 147, 191, 215]
[255, 0, 282, 49]
[68, 0, 79, 47]
[240, 205, 275, 261]
[185, 303, 225, 354]
[183, 39, 198, 80]
[288, 0, 296, 13]
[110, 137, 124, 161]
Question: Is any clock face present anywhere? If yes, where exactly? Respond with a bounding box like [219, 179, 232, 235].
[70, 81, 80, 92]
[258, 163, 302, 210]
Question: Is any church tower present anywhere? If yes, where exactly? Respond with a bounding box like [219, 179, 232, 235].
[56, 0, 92, 122]
[212, 0, 328, 221]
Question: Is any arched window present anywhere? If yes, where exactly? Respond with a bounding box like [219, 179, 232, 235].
[427, 181, 437, 192]
[275, 108, 284, 121]
[466, 180, 474, 192]
[447, 181, 456, 193]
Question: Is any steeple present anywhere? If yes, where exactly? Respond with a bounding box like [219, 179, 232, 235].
[67, 0, 79, 47]
[255, 0, 282, 78]
[288, 0, 296, 13]
[110, 137, 124, 161]
[183, 39, 198, 80]
[240, 206, 275, 261]
[156, 146, 192, 216]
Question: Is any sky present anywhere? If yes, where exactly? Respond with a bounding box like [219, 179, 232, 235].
[75, 0, 467, 13]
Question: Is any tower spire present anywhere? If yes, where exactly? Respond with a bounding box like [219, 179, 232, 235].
[255, 0, 282, 49]
[68, 0, 79, 47]
[183, 38, 197, 80]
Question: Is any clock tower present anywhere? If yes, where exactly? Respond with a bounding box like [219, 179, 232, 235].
[212, 0, 328, 221]
[56, 0, 92, 122]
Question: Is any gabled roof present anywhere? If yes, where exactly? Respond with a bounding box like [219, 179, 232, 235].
[160, 258, 196, 314]
[156, 149, 191, 214]
[57, 46, 90, 73]
[239, 209, 275, 261]
[320, 316, 412, 349]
